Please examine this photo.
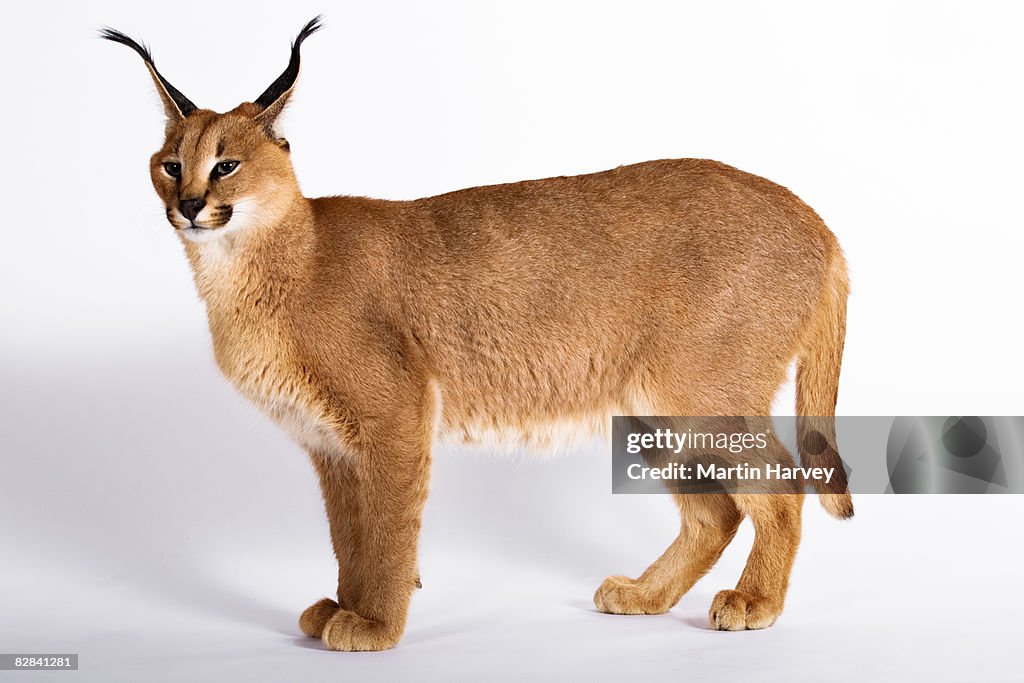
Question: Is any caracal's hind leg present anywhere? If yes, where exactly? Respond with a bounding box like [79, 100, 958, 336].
[710, 433, 804, 630]
[594, 368, 768, 618]
[595, 493, 741, 615]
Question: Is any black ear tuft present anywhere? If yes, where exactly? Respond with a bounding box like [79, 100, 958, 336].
[254, 15, 324, 112]
[99, 27, 198, 117]
[98, 27, 154, 62]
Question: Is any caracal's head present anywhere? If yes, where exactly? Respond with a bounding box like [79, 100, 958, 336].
[101, 17, 322, 244]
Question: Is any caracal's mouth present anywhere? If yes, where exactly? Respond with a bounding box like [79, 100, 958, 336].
[182, 224, 214, 233]
[179, 221, 229, 243]
[175, 204, 235, 241]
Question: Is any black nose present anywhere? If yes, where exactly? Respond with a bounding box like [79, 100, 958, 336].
[179, 198, 206, 222]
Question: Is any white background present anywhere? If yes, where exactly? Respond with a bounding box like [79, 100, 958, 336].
[2, 1, 1022, 681]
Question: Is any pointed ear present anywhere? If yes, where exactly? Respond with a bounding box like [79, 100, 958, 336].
[253, 16, 323, 134]
[99, 28, 198, 125]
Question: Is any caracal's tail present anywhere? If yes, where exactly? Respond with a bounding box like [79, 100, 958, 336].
[796, 248, 854, 519]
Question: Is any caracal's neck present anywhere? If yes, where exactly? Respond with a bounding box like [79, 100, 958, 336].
[182, 194, 315, 321]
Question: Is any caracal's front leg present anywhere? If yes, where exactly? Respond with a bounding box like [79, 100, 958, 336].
[299, 396, 434, 651]
[299, 452, 360, 636]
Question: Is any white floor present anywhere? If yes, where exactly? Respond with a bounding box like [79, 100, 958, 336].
[2, 350, 1022, 682]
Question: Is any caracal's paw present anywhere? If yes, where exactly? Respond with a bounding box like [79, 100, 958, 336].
[299, 597, 341, 638]
[709, 589, 782, 631]
[593, 575, 672, 615]
[321, 609, 401, 652]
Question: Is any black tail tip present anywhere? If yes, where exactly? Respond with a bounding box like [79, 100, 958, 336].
[821, 492, 854, 520]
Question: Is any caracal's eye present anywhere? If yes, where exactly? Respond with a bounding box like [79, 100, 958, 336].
[212, 160, 239, 178]
[162, 162, 182, 178]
